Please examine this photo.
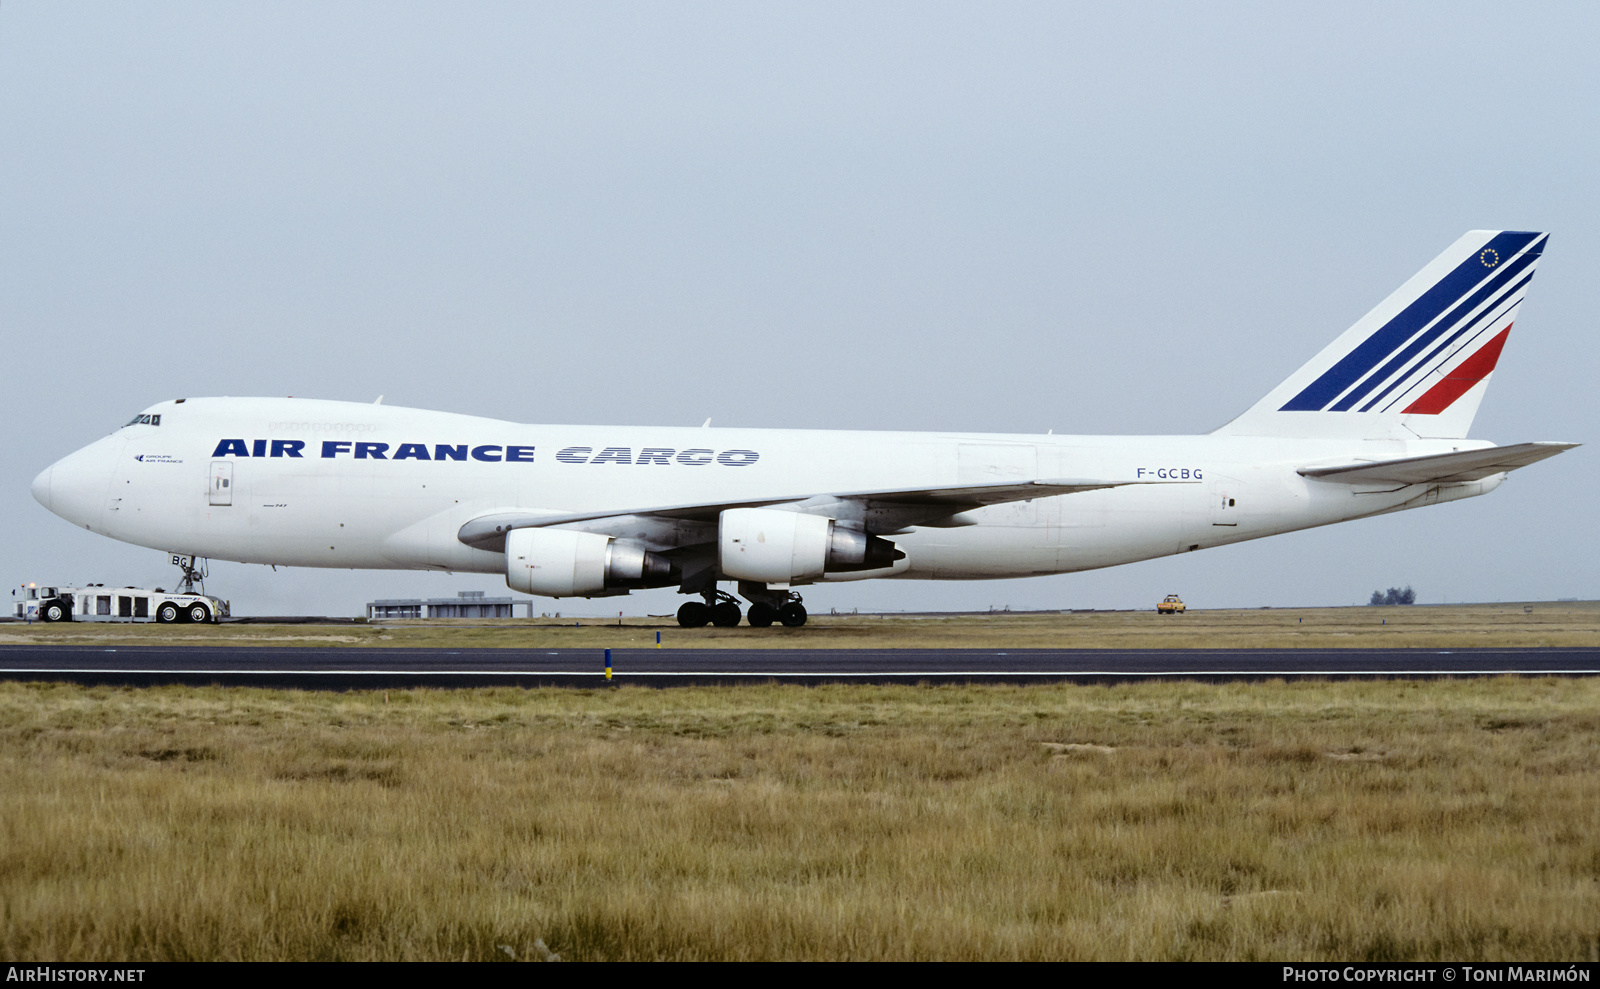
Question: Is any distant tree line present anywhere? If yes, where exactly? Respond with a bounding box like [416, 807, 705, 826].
[1370, 586, 1417, 606]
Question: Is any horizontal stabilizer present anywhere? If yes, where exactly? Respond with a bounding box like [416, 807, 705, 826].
[1298, 442, 1577, 485]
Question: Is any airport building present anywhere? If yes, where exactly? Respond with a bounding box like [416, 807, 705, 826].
[365, 590, 531, 620]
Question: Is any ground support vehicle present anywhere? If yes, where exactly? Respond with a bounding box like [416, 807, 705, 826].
[13, 583, 229, 624]
[1156, 594, 1186, 615]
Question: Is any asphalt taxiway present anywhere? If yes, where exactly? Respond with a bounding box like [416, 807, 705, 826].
[1, 645, 1596, 689]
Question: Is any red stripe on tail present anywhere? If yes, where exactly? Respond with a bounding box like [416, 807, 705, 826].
[1401, 326, 1512, 415]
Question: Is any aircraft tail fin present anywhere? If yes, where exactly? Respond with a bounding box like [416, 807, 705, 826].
[1213, 230, 1548, 440]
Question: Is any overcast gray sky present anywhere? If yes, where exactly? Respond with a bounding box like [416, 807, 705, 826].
[4, 2, 1596, 616]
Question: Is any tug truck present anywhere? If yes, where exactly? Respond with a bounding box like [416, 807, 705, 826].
[13, 583, 229, 624]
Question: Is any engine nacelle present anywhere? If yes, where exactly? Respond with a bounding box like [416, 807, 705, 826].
[718, 508, 901, 583]
[505, 527, 674, 598]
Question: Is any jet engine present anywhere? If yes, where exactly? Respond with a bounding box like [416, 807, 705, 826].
[718, 508, 901, 583]
[505, 527, 674, 597]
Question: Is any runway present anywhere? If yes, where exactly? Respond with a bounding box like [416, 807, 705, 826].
[1, 644, 1596, 689]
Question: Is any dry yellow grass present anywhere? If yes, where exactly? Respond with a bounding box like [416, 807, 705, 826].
[1, 677, 1596, 960]
[3, 600, 1598, 650]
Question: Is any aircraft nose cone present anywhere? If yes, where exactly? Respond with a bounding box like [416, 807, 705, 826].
[33, 435, 122, 529]
[30, 466, 53, 512]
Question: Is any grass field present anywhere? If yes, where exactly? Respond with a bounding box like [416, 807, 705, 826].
[3, 600, 1599, 650]
[1, 676, 1597, 960]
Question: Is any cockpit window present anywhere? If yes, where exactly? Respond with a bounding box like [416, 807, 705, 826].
[124, 413, 161, 427]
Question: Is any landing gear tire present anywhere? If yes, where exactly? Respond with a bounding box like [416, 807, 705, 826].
[677, 601, 710, 628]
[778, 602, 807, 628]
[157, 603, 180, 625]
[186, 603, 211, 624]
[41, 602, 67, 623]
[710, 602, 743, 628]
[747, 602, 777, 627]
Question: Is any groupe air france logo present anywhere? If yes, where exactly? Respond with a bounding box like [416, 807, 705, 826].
[1479, 247, 1500, 268]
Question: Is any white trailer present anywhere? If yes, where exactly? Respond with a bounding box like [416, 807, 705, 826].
[13, 583, 229, 624]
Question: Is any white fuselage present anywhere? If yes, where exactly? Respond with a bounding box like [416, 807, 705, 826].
[31, 397, 1500, 586]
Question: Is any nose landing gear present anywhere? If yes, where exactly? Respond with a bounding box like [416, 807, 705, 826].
[171, 555, 208, 596]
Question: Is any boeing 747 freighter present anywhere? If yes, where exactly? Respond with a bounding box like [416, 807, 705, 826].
[31, 231, 1576, 627]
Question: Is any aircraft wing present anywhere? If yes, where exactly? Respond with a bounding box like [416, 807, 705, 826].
[1297, 441, 1578, 485]
[821, 477, 1152, 506]
[457, 476, 1175, 549]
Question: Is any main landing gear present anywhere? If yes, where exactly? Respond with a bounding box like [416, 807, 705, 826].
[676, 590, 743, 629]
[675, 584, 808, 629]
[748, 600, 807, 628]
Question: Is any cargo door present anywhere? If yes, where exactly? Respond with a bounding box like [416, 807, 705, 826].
[957, 443, 1038, 485]
[209, 461, 234, 506]
[957, 442, 1041, 528]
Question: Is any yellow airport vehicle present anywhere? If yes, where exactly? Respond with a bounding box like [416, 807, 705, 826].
[1156, 594, 1186, 615]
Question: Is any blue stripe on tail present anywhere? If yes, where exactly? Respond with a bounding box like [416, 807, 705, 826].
[1339, 253, 1540, 412]
[1279, 231, 1543, 412]
[1362, 269, 1535, 413]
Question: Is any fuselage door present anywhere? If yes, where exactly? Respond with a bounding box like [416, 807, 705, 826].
[1211, 490, 1238, 526]
[209, 461, 234, 506]
[958, 443, 1041, 525]
[1208, 469, 1263, 531]
[957, 443, 1038, 484]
